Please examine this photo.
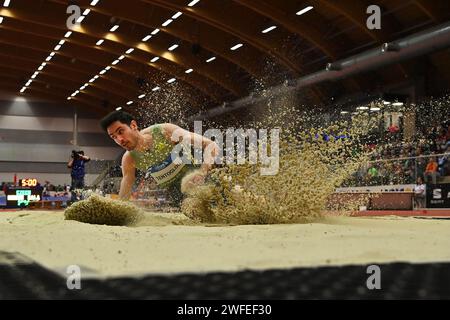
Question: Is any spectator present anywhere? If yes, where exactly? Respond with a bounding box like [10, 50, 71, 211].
[414, 150, 427, 181]
[424, 156, 440, 184]
[438, 145, 450, 176]
[388, 123, 399, 134]
[43, 181, 50, 197]
[68, 150, 90, 190]
[426, 126, 439, 152]
[437, 128, 448, 150]
[367, 164, 379, 183]
[392, 162, 404, 184]
[413, 177, 426, 209]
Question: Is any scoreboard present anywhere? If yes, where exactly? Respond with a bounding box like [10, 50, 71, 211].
[19, 178, 38, 187]
[6, 187, 42, 207]
[5, 178, 42, 208]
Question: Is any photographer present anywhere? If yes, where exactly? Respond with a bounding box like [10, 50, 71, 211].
[67, 150, 90, 191]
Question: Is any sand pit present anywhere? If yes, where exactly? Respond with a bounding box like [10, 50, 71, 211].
[0, 210, 449, 278]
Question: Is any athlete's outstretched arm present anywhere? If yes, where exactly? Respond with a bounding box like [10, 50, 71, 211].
[119, 152, 136, 200]
[161, 123, 220, 174]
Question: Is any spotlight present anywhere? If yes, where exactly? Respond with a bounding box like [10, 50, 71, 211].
[381, 42, 401, 53]
[326, 63, 341, 71]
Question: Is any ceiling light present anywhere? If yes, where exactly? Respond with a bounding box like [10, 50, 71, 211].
[370, 107, 381, 111]
[185, 68, 193, 73]
[64, 31, 72, 38]
[96, 39, 104, 46]
[3, 0, 10, 8]
[20, 87, 26, 93]
[162, 19, 172, 27]
[230, 43, 243, 51]
[89, 78, 96, 83]
[138, 94, 146, 99]
[25, 80, 32, 86]
[99, 69, 106, 75]
[111, 59, 120, 65]
[151, 57, 159, 63]
[167, 78, 176, 83]
[296, 6, 314, 16]
[45, 55, 52, 62]
[50, 52, 55, 56]
[90, 0, 100, 6]
[340, 111, 349, 114]
[151, 28, 160, 35]
[126, 48, 134, 54]
[94, 75, 99, 79]
[54, 44, 61, 51]
[142, 35, 151, 42]
[76, 15, 85, 23]
[115, 107, 122, 111]
[83, 9, 91, 16]
[58, 40, 65, 45]
[262, 26, 277, 34]
[105, 66, 111, 71]
[172, 12, 182, 19]
[0, 17, 3, 24]
[356, 106, 369, 110]
[206, 56, 216, 63]
[118, 55, 125, 60]
[31, 74, 37, 79]
[67, 97, 71, 100]
[168, 44, 178, 51]
[188, 0, 200, 7]
[109, 25, 119, 32]
[383, 101, 391, 105]
[127, 101, 133, 105]
[152, 86, 160, 91]
[38, 65, 44, 71]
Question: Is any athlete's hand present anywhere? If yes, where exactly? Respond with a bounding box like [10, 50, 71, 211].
[188, 172, 206, 185]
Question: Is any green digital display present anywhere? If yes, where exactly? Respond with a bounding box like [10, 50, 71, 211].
[6, 188, 42, 207]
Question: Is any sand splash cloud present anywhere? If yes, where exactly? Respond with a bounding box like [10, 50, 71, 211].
[180, 104, 380, 225]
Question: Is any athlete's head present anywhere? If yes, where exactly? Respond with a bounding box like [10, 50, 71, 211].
[100, 110, 140, 151]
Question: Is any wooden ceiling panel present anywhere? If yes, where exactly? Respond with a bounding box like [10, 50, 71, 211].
[0, 0, 448, 117]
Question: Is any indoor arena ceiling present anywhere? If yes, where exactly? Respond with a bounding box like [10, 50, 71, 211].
[0, 0, 449, 116]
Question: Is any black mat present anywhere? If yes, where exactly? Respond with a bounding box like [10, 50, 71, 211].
[0, 251, 449, 299]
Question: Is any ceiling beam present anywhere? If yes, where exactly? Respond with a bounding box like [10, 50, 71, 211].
[50, 0, 266, 79]
[232, 0, 340, 59]
[0, 80, 107, 116]
[413, 0, 449, 22]
[0, 27, 223, 103]
[0, 6, 235, 100]
[0, 44, 207, 109]
[139, 0, 304, 75]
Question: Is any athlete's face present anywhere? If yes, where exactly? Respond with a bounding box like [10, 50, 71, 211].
[107, 120, 139, 151]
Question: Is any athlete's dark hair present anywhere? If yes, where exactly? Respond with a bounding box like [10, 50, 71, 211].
[100, 110, 135, 132]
